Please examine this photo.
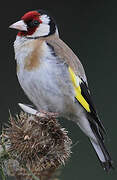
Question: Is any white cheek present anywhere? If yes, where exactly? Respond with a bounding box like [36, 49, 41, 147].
[38, 24, 50, 36]
[31, 24, 50, 37]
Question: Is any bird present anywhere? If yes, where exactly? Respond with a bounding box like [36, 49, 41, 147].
[9, 9, 113, 172]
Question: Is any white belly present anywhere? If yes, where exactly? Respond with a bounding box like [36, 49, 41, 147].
[17, 58, 76, 115]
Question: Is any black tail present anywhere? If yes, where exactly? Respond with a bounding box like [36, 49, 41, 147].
[90, 121, 114, 172]
[91, 138, 114, 172]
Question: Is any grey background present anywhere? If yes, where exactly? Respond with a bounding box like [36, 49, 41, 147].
[0, 0, 117, 179]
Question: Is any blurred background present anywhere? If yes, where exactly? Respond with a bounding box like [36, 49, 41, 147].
[0, 0, 117, 179]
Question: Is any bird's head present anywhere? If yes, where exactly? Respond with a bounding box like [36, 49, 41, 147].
[9, 10, 58, 39]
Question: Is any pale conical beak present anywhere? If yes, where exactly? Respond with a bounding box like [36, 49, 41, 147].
[9, 20, 27, 31]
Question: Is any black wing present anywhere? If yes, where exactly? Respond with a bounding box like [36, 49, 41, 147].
[78, 78, 106, 135]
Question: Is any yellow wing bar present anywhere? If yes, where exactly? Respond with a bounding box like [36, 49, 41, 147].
[68, 67, 90, 112]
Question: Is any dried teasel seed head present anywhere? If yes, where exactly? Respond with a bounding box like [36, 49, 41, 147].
[3, 110, 72, 180]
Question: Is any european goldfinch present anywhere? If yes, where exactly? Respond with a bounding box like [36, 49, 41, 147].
[9, 9, 113, 171]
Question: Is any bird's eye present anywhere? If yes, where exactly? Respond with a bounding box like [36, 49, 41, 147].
[27, 20, 40, 28]
[33, 20, 40, 26]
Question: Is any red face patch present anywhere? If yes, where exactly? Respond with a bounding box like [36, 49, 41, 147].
[18, 11, 42, 37]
